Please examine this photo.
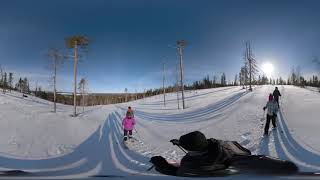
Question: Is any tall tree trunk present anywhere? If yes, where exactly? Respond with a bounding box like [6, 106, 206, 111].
[54, 60, 57, 113]
[73, 42, 78, 117]
[176, 64, 180, 109]
[178, 46, 185, 109]
[82, 84, 84, 113]
[163, 62, 166, 107]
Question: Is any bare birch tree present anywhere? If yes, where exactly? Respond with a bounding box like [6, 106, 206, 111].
[65, 35, 89, 117]
[47, 48, 64, 113]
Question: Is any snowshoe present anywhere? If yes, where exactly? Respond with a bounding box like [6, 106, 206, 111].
[123, 136, 128, 142]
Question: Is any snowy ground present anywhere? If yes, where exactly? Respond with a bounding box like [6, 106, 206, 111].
[0, 85, 320, 179]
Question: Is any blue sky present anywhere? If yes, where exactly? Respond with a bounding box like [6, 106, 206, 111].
[1, 0, 320, 93]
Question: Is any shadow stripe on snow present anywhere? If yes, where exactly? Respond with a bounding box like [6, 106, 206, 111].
[272, 110, 320, 171]
[279, 110, 320, 164]
[108, 132, 161, 176]
[112, 131, 150, 168]
[112, 111, 157, 159]
[0, 115, 112, 177]
[113, 111, 168, 141]
[139, 87, 237, 106]
[108, 114, 151, 169]
[116, 91, 246, 120]
[132, 91, 248, 122]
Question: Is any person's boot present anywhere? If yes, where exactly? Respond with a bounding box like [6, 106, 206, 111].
[123, 136, 128, 141]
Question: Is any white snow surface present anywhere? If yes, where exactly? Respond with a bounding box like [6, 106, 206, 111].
[0, 85, 320, 179]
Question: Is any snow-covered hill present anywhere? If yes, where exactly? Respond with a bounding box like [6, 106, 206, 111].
[0, 90, 110, 159]
[0, 85, 320, 179]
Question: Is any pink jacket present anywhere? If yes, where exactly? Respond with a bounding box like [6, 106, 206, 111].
[122, 117, 135, 130]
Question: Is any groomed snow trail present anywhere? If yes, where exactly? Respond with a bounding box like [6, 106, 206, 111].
[0, 86, 320, 179]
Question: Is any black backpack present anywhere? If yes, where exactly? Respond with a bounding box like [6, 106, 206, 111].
[176, 138, 251, 176]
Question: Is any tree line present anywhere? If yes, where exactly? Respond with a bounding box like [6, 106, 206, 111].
[3, 40, 320, 109]
[0, 66, 13, 94]
[0, 67, 31, 96]
[33, 91, 146, 106]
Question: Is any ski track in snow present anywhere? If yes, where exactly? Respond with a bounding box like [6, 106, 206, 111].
[255, 86, 320, 172]
[0, 113, 158, 179]
[0, 86, 320, 179]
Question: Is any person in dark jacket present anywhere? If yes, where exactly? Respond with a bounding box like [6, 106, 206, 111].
[150, 131, 298, 176]
[273, 87, 281, 107]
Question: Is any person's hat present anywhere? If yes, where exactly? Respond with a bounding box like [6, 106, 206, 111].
[179, 131, 208, 152]
[269, 93, 273, 101]
[126, 111, 132, 117]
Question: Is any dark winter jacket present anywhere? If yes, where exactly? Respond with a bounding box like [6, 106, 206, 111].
[273, 89, 281, 100]
[177, 139, 227, 176]
[150, 131, 298, 177]
[150, 138, 251, 176]
[177, 138, 251, 176]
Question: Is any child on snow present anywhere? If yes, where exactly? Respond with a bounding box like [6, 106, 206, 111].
[122, 111, 136, 141]
[263, 94, 279, 135]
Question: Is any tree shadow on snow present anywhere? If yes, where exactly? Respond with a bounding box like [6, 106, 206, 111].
[258, 136, 270, 156]
[271, 111, 320, 171]
[126, 91, 248, 122]
[0, 112, 152, 178]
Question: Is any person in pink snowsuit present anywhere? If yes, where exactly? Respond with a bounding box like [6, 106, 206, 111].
[122, 111, 136, 141]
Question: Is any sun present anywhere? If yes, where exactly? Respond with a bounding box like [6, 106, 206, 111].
[262, 62, 274, 77]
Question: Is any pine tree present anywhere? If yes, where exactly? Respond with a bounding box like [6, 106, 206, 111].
[48, 48, 65, 113]
[8, 73, 13, 92]
[239, 72, 242, 87]
[3, 72, 7, 94]
[27, 81, 30, 94]
[22, 77, 28, 96]
[16, 78, 23, 92]
[234, 74, 238, 86]
[279, 77, 284, 85]
[0, 66, 3, 93]
[221, 73, 226, 86]
[212, 75, 217, 87]
[290, 67, 296, 85]
[78, 78, 87, 113]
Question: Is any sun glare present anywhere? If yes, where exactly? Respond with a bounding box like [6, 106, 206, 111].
[262, 62, 274, 77]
